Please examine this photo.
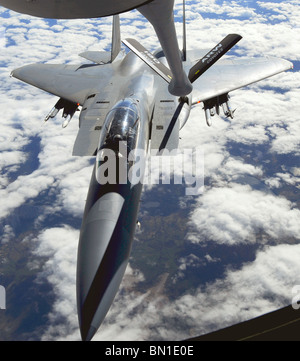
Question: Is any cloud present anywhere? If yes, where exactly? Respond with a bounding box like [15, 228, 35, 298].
[32, 226, 80, 341]
[31, 224, 300, 341]
[181, 0, 300, 61]
[93, 243, 300, 340]
[169, 243, 300, 337]
[187, 183, 300, 245]
[1, 224, 15, 244]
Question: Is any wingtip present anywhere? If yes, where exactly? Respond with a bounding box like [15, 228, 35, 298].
[287, 59, 294, 70]
[275, 57, 294, 72]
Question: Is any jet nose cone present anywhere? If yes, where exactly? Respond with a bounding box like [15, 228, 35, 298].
[81, 325, 97, 342]
[78, 261, 128, 341]
[77, 192, 131, 341]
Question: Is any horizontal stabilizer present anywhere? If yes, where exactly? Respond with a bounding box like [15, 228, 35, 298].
[79, 51, 112, 65]
[188, 34, 242, 83]
[122, 38, 173, 83]
[79, 15, 121, 64]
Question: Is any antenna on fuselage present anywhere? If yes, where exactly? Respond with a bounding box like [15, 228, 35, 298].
[182, 0, 187, 61]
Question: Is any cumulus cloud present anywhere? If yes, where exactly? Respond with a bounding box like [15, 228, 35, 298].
[169, 243, 300, 337]
[32, 226, 80, 341]
[30, 226, 300, 341]
[187, 184, 300, 245]
[1, 224, 15, 244]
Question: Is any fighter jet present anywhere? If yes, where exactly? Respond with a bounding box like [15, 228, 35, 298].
[8, 5, 292, 341]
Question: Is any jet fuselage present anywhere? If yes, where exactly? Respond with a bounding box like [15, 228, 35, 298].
[76, 53, 154, 341]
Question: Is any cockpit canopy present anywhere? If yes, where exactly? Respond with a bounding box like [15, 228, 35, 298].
[96, 98, 141, 185]
[98, 98, 140, 153]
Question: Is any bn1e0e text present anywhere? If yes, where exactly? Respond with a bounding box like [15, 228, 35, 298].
[105, 345, 194, 358]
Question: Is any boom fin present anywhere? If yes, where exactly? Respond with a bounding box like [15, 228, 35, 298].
[188, 34, 242, 83]
[122, 38, 173, 83]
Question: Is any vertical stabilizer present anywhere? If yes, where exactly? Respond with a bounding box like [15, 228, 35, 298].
[111, 15, 121, 62]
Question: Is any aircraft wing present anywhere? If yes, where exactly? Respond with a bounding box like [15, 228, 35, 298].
[188, 55, 293, 104]
[11, 63, 113, 105]
[12, 62, 117, 156]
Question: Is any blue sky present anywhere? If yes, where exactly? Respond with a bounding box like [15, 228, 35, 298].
[0, 0, 299, 341]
